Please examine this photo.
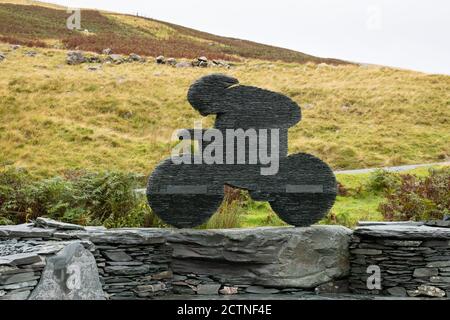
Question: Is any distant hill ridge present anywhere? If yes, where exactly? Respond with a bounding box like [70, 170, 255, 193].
[0, 0, 348, 64]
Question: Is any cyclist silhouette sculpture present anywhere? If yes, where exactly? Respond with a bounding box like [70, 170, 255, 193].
[147, 74, 337, 228]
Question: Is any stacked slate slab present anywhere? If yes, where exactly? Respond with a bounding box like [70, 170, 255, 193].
[92, 236, 173, 300]
[168, 225, 352, 294]
[349, 222, 450, 298]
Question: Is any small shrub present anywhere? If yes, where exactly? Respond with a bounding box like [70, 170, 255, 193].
[201, 186, 246, 229]
[337, 182, 349, 196]
[379, 168, 450, 221]
[366, 169, 401, 193]
[322, 210, 354, 227]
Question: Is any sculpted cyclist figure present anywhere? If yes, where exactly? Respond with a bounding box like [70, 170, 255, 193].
[147, 74, 336, 228]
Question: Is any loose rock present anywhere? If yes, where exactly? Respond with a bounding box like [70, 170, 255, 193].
[29, 242, 105, 300]
[192, 56, 208, 67]
[387, 286, 407, 297]
[102, 48, 112, 55]
[66, 51, 86, 65]
[166, 57, 177, 66]
[197, 283, 220, 295]
[407, 285, 446, 298]
[219, 286, 238, 295]
[128, 53, 145, 63]
[156, 55, 166, 64]
[108, 54, 125, 64]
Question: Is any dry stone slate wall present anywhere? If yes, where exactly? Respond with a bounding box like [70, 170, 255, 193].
[1, 219, 450, 299]
[349, 222, 450, 298]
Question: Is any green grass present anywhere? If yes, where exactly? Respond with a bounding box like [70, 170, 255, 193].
[234, 166, 449, 229]
[235, 174, 384, 229]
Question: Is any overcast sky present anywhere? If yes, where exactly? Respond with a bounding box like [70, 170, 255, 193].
[48, 0, 450, 75]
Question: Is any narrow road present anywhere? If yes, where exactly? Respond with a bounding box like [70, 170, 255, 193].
[135, 161, 450, 194]
[334, 161, 450, 174]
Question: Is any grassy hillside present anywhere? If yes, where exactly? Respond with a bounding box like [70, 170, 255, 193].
[0, 1, 346, 64]
[0, 1, 449, 229]
[0, 44, 448, 178]
[0, 1, 448, 179]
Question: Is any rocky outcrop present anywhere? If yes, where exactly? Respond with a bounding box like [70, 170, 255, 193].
[168, 226, 352, 290]
[349, 222, 450, 298]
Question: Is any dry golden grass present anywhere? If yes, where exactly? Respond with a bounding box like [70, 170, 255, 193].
[0, 44, 449, 178]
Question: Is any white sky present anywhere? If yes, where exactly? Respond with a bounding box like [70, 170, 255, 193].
[47, 0, 450, 75]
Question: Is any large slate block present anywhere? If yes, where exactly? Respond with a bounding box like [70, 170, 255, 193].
[29, 242, 105, 300]
[168, 225, 352, 288]
[0, 223, 55, 238]
[66, 228, 169, 245]
[34, 217, 85, 231]
[354, 225, 450, 240]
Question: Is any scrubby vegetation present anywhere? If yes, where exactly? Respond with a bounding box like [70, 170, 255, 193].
[379, 168, 450, 221]
[1, 165, 448, 229]
[322, 167, 450, 227]
[0, 1, 345, 64]
[0, 166, 162, 227]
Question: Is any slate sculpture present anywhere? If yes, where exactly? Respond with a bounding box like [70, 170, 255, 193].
[147, 74, 337, 228]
